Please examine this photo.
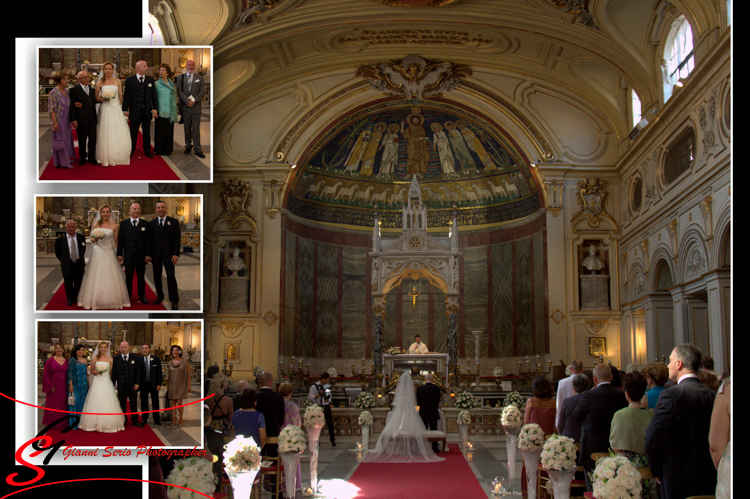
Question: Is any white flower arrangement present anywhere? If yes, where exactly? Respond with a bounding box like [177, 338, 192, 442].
[517, 423, 546, 451]
[41, 228, 54, 238]
[327, 367, 338, 378]
[457, 409, 472, 425]
[493, 366, 504, 377]
[500, 404, 523, 427]
[303, 404, 325, 427]
[278, 425, 307, 454]
[540, 434, 578, 471]
[591, 454, 643, 499]
[565, 364, 573, 376]
[454, 391, 476, 410]
[503, 391, 524, 409]
[386, 346, 402, 355]
[353, 391, 376, 410]
[253, 365, 264, 377]
[91, 228, 107, 240]
[166, 456, 217, 499]
[222, 435, 262, 473]
[625, 364, 637, 373]
[358, 410, 373, 426]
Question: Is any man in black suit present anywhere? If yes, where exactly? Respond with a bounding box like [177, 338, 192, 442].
[69, 71, 99, 165]
[122, 60, 158, 158]
[416, 373, 443, 452]
[111, 341, 144, 427]
[54, 220, 86, 306]
[255, 372, 285, 498]
[645, 344, 717, 499]
[139, 343, 162, 426]
[572, 363, 627, 491]
[117, 203, 152, 304]
[150, 200, 181, 310]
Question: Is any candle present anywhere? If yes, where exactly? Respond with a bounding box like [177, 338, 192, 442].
[494, 483, 501, 492]
[357, 442, 362, 450]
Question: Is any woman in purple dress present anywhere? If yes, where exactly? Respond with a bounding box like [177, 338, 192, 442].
[48, 71, 76, 168]
[42, 342, 70, 429]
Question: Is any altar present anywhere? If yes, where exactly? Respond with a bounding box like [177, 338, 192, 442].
[382, 353, 449, 386]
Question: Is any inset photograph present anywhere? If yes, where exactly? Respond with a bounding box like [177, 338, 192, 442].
[35, 195, 202, 312]
[38, 46, 212, 182]
[37, 320, 203, 447]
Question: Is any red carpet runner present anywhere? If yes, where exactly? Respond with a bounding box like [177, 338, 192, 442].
[347, 444, 485, 499]
[40, 131, 180, 181]
[44, 273, 168, 311]
[44, 421, 166, 447]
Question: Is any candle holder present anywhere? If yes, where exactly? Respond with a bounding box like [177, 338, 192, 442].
[186, 346, 196, 362]
[351, 357, 376, 391]
[279, 356, 311, 390]
[222, 358, 234, 377]
[455, 359, 479, 390]
[519, 357, 552, 386]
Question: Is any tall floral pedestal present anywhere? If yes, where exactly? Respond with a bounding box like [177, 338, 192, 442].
[502, 425, 521, 491]
[227, 469, 259, 499]
[361, 424, 370, 450]
[459, 424, 469, 451]
[281, 451, 303, 499]
[306, 424, 323, 495]
[520, 449, 543, 499]
[547, 469, 576, 499]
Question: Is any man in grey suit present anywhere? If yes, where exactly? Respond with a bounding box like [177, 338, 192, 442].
[176, 60, 206, 159]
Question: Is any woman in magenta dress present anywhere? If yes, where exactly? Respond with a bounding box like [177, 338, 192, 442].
[48, 71, 76, 168]
[42, 342, 70, 429]
[521, 375, 557, 499]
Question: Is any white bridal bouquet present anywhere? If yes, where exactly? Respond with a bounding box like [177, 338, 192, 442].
[353, 391, 376, 410]
[327, 367, 338, 378]
[500, 404, 523, 427]
[358, 410, 373, 426]
[518, 423, 545, 451]
[166, 456, 217, 499]
[101, 87, 117, 101]
[455, 391, 476, 410]
[303, 404, 325, 427]
[253, 366, 264, 377]
[591, 454, 643, 499]
[457, 409, 472, 425]
[493, 366, 504, 377]
[90, 228, 107, 240]
[96, 363, 110, 374]
[503, 391, 524, 409]
[540, 434, 577, 470]
[278, 425, 307, 454]
[223, 435, 262, 473]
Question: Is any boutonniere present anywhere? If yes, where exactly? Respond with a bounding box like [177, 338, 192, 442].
[148, 83, 152, 87]
[82, 242, 86, 246]
[131, 360, 135, 364]
[141, 227, 146, 231]
[167, 221, 171, 226]
[195, 79, 200, 83]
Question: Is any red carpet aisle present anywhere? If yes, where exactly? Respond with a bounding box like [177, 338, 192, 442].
[39, 131, 180, 181]
[44, 273, 167, 311]
[347, 444, 486, 499]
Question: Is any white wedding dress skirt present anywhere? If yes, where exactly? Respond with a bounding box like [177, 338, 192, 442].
[363, 372, 444, 463]
[78, 362, 125, 433]
[77, 228, 131, 310]
[95, 85, 131, 166]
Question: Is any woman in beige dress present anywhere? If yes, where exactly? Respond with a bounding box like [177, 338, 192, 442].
[167, 345, 192, 427]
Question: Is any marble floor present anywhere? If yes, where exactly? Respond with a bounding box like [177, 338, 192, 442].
[36, 249, 202, 311]
[282, 435, 524, 499]
[37, 380, 203, 447]
[38, 109, 211, 181]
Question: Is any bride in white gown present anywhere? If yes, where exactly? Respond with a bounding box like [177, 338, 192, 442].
[95, 62, 131, 167]
[363, 371, 444, 463]
[77, 205, 131, 310]
[78, 342, 125, 433]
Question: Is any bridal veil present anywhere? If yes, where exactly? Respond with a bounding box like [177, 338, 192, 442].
[362, 372, 444, 463]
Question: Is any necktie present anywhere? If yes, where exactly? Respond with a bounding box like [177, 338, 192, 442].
[188, 74, 193, 88]
[83, 85, 89, 96]
[69, 236, 77, 263]
[160, 218, 164, 231]
[124, 356, 129, 384]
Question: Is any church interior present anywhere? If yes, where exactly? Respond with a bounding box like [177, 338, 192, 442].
[148, 0, 730, 495]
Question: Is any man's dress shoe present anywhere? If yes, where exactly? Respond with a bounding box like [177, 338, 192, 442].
[145, 151, 154, 158]
[172, 304, 178, 310]
[153, 297, 164, 305]
[90, 160, 99, 165]
[195, 151, 205, 159]
[140, 297, 149, 305]
[184, 148, 191, 154]
[133, 421, 145, 428]
[67, 300, 74, 306]
[79, 159, 86, 165]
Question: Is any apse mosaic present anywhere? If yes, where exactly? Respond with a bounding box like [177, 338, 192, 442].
[287, 100, 542, 229]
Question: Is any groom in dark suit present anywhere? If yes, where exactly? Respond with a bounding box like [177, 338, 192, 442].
[69, 71, 98, 165]
[54, 220, 86, 306]
[417, 373, 443, 452]
[117, 202, 152, 304]
[150, 200, 181, 310]
[122, 60, 158, 158]
[111, 341, 144, 427]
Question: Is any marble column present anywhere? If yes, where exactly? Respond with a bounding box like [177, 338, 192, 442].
[472, 330, 482, 387]
[373, 295, 386, 376]
[704, 269, 730, 373]
[446, 296, 459, 379]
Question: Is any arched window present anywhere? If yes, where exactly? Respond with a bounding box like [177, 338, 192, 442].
[631, 88, 642, 127]
[663, 15, 695, 101]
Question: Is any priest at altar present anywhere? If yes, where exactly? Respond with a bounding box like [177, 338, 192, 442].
[408, 335, 429, 354]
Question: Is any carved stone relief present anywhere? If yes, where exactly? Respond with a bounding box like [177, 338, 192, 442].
[686, 247, 707, 277]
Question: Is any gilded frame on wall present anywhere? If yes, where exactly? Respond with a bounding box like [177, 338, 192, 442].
[589, 337, 606, 356]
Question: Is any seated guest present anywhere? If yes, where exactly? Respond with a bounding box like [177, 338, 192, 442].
[279, 382, 302, 494]
[640, 362, 669, 408]
[233, 389, 266, 449]
[557, 374, 590, 441]
[610, 371, 657, 499]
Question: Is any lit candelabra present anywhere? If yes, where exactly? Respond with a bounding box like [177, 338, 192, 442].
[222, 358, 234, 377]
[187, 346, 196, 362]
[351, 357, 376, 390]
[517, 355, 552, 387]
[455, 358, 479, 390]
[279, 356, 311, 389]
[154, 343, 166, 359]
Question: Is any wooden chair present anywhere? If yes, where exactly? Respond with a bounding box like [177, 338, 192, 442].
[257, 437, 285, 498]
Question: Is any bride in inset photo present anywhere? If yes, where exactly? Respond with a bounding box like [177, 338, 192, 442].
[76, 205, 131, 310]
[94, 62, 131, 167]
[78, 342, 125, 433]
